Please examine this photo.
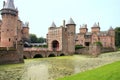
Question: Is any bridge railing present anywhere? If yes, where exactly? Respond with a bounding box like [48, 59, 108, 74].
[24, 47, 48, 51]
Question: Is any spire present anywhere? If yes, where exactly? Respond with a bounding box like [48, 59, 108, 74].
[93, 22, 98, 27]
[50, 22, 56, 27]
[66, 18, 75, 26]
[1, 0, 18, 16]
[109, 26, 114, 31]
[3, 0, 16, 10]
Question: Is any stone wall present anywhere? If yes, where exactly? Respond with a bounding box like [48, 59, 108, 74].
[75, 46, 116, 56]
[0, 50, 24, 65]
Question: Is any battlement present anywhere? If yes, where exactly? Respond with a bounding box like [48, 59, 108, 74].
[1, 8, 18, 16]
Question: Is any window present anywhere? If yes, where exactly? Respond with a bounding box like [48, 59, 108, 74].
[9, 38, 11, 42]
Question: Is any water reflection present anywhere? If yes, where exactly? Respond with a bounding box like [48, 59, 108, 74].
[23, 64, 48, 80]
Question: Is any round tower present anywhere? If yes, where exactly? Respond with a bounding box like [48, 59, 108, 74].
[66, 18, 76, 54]
[22, 22, 29, 42]
[0, 0, 18, 47]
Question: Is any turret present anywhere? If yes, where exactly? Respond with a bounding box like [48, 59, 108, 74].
[91, 22, 100, 33]
[49, 22, 56, 29]
[108, 26, 115, 36]
[22, 22, 29, 41]
[1, 0, 18, 16]
[80, 24, 88, 34]
[66, 18, 76, 54]
[0, 0, 18, 47]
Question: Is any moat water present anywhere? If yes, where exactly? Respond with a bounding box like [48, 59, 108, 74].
[0, 52, 120, 80]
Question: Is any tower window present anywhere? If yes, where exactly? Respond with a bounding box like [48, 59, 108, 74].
[9, 38, 11, 42]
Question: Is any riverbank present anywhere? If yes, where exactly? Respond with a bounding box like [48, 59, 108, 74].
[56, 61, 120, 80]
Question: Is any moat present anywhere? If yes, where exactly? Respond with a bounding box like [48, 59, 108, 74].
[0, 51, 120, 80]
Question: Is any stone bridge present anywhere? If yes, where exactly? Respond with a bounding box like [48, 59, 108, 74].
[23, 48, 67, 59]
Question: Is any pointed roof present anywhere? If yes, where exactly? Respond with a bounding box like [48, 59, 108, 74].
[3, 0, 16, 10]
[109, 26, 114, 31]
[50, 22, 56, 27]
[66, 18, 76, 26]
[93, 22, 98, 27]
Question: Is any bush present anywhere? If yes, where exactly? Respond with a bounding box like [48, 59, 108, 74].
[75, 45, 85, 50]
[94, 42, 103, 47]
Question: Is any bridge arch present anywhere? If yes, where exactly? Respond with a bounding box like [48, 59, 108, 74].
[23, 56, 27, 59]
[60, 53, 65, 56]
[33, 54, 43, 58]
[48, 53, 56, 57]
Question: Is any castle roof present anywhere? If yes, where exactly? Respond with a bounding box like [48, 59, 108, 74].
[50, 22, 56, 27]
[93, 22, 98, 27]
[81, 24, 87, 28]
[66, 18, 76, 26]
[109, 26, 114, 31]
[3, 0, 16, 10]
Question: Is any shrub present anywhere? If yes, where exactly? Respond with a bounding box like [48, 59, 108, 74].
[75, 45, 85, 50]
[94, 42, 103, 47]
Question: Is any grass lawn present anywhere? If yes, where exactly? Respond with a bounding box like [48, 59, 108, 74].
[56, 61, 120, 80]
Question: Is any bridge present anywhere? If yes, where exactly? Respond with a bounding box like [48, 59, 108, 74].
[23, 48, 67, 59]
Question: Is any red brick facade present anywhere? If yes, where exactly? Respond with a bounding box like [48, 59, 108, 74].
[76, 23, 115, 48]
[47, 19, 76, 54]
[0, 0, 29, 48]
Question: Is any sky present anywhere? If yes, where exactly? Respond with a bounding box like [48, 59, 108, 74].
[0, 0, 120, 38]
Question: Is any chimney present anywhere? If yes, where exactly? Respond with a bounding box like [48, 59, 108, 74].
[3, 1, 5, 7]
[63, 20, 65, 27]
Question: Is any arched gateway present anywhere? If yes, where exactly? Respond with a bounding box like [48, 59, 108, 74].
[52, 40, 59, 51]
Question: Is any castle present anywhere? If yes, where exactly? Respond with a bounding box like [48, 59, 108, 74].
[76, 23, 115, 48]
[47, 19, 115, 54]
[0, 0, 115, 64]
[0, 0, 29, 64]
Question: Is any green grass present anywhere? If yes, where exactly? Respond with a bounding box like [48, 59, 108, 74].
[56, 61, 120, 80]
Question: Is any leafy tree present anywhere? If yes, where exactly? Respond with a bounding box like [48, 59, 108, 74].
[37, 37, 46, 43]
[115, 27, 120, 48]
[30, 34, 37, 43]
[29, 34, 46, 43]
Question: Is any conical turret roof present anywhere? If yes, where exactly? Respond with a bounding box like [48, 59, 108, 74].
[109, 26, 114, 30]
[93, 22, 98, 27]
[66, 18, 76, 26]
[50, 22, 56, 27]
[3, 0, 16, 10]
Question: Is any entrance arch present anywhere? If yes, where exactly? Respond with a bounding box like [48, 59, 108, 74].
[52, 40, 59, 51]
[33, 54, 43, 58]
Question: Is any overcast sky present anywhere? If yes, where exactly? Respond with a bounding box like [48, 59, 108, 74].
[0, 0, 120, 37]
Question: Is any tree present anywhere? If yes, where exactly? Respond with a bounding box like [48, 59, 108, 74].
[30, 34, 37, 43]
[115, 27, 120, 48]
[29, 34, 46, 43]
[37, 37, 46, 43]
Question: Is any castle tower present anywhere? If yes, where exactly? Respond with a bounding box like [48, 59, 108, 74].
[108, 26, 115, 48]
[91, 22, 100, 33]
[22, 22, 29, 42]
[0, 0, 18, 47]
[66, 18, 76, 54]
[80, 24, 88, 34]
